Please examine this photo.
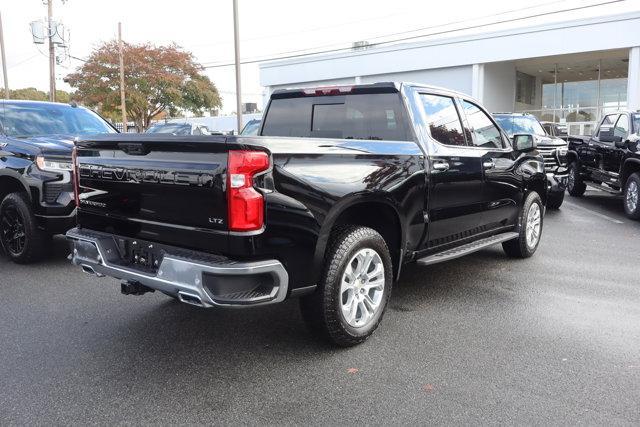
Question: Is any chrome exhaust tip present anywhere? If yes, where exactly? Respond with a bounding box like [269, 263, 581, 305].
[80, 264, 105, 277]
[178, 291, 204, 307]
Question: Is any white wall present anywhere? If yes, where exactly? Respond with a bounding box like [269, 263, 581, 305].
[359, 66, 474, 96]
[482, 62, 516, 113]
[629, 47, 640, 111]
[260, 12, 640, 88]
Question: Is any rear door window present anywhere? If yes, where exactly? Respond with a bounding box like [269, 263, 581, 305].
[262, 93, 413, 141]
[420, 94, 467, 147]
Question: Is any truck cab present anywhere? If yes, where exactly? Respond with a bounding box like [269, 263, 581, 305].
[566, 111, 640, 219]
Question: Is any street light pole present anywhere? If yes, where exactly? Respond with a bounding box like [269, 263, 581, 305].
[47, 0, 56, 102]
[232, 0, 242, 133]
[0, 11, 9, 99]
[118, 22, 127, 131]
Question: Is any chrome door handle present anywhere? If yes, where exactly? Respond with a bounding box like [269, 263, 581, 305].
[432, 161, 450, 171]
[483, 160, 495, 169]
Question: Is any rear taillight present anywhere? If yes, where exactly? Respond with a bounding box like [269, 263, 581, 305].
[227, 150, 269, 231]
[72, 147, 80, 207]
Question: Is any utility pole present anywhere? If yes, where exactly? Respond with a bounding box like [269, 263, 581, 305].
[118, 22, 127, 131]
[47, 0, 56, 102]
[0, 11, 9, 99]
[232, 0, 242, 133]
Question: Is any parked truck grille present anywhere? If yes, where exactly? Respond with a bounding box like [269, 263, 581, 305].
[537, 146, 558, 171]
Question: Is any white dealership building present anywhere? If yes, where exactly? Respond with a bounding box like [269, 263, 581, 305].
[260, 11, 640, 136]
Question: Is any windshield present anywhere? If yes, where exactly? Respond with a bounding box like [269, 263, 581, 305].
[0, 102, 115, 137]
[494, 115, 546, 137]
[146, 123, 191, 135]
[241, 120, 261, 136]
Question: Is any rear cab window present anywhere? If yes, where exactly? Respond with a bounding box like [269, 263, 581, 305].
[261, 92, 413, 141]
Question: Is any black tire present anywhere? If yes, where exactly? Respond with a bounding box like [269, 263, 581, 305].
[502, 191, 543, 259]
[567, 161, 586, 197]
[0, 192, 47, 263]
[546, 190, 565, 210]
[299, 226, 393, 347]
[623, 172, 640, 220]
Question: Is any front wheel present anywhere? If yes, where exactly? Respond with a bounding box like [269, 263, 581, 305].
[503, 191, 543, 259]
[546, 190, 565, 210]
[299, 226, 393, 347]
[0, 192, 47, 263]
[567, 162, 586, 197]
[623, 172, 640, 220]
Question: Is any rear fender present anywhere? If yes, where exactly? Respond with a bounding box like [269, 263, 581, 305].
[311, 193, 406, 284]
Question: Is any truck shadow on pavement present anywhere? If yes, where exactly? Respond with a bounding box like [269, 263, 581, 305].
[84, 246, 519, 360]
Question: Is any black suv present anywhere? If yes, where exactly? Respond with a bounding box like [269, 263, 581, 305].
[566, 111, 640, 219]
[494, 113, 568, 209]
[0, 100, 116, 263]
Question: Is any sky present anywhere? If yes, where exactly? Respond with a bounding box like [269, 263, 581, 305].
[1, 0, 638, 114]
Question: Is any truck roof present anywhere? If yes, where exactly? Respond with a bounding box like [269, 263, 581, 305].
[270, 81, 472, 101]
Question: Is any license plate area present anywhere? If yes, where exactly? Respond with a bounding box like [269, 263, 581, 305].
[114, 237, 164, 273]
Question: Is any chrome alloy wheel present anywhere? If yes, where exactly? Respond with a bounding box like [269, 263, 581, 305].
[525, 202, 541, 249]
[340, 248, 385, 328]
[568, 166, 576, 191]
[626, 180, 639, 213]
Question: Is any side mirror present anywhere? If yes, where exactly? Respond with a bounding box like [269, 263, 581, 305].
[615, 139, 628, 149]
[513, 134, 537, 151]
[598, 127, 618, 143]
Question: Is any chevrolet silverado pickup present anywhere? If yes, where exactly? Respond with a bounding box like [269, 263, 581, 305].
[0, 100, 116, 263]
[566, 111, 640, 219]
[67, 82, 547, 346]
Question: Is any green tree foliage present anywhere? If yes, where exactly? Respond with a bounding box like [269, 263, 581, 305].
[66, 41, 222, 131]
[8, 87, 72, 103]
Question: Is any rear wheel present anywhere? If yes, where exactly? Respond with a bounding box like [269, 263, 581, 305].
[503, 191, 543, 259]
[623, 172, 640, 220]
[0, 192, 47, 263]
[567, 162, 586, 197]
[299, 226, 392, 347]
[546, 190, 565, 210]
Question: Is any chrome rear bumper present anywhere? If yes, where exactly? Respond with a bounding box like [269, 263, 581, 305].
[66, 228, 289, 308]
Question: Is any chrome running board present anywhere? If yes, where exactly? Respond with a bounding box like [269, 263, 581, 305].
[416, 232, 519, 266]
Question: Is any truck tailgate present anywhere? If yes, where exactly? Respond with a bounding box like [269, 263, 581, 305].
[75, 135, 231, 253]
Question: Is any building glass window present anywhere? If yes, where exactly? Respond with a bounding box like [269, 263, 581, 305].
[515, 53, 629, 135]
[516, 71, 536, 106]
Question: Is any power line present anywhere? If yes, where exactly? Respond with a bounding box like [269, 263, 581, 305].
[192, 6, 426, 49]
[201, 0, 565, 66]
[203, 0, 626, 69]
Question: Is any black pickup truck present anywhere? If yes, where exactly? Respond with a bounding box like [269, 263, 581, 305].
[493, 113, 568, 209]
[0, 100, 116, 263]
[566, 111, 640, 219]
[67, 83, 547, 346]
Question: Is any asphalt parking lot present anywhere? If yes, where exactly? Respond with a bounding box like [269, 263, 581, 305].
[1, 190, 639, 424]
